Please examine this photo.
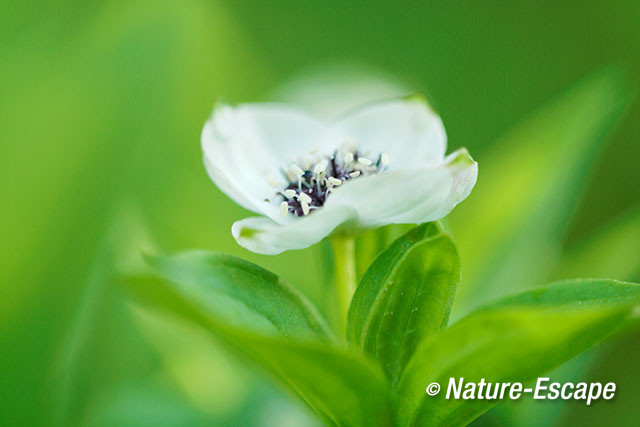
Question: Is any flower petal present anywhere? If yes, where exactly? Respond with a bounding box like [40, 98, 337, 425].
[332, 96, 447, 169]
[232, 205, 358, 255]
[326, 148, 477, 228]
[202, 103, 330, 221]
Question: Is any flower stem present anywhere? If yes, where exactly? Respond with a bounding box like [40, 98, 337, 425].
[331, 235, 357, 335]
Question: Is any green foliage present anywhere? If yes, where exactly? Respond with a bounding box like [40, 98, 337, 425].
[441, 65, 638, 427]
[4, 1, 639, 425]
[146, 251, 333, 342]
[552, 206, 640, 282]
[449, 68, 634, 315]
[348, 223, 460, 385]
[394, 279, 640, 426]
[354, 224, 415, 280]
[348, 223, 442, 344]
[126, 262, 392, 426]
[130, 225, 640, 426]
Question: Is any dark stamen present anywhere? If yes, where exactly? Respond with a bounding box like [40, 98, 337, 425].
[278, 148, 388, 217]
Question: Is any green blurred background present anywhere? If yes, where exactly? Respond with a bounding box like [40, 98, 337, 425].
[1, 1, 639, 426]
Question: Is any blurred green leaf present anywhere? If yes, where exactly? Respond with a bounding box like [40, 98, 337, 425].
[394, 279, 640, 426]
[484, 278, 640, 309]
[236, 337, 393, 426]
[347, 223, 460, 385]
[53, 239, 114, 427]
[124, 273, 393, 426]
[553, 206, 640, 282]
[556, 326, 640, 427]
[0, 2, 273, 424]
[146, 251, 333, 342]
[450, 67, 634, 316]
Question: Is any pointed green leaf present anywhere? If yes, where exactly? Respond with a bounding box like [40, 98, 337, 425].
[395, 279, 640, 426]
[123, 272, 393, 426]
[347, 223, 461, 385]
[236, 336, 394, 427]
[146, 251, 333, 342]
[348, 224, 441, 344]
[484, 278, 640, 310]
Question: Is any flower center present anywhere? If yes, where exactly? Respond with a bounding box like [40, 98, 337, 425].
[276, 146, 389, 217]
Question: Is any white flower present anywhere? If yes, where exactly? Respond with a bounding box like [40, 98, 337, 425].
[201, 96, 478, 255]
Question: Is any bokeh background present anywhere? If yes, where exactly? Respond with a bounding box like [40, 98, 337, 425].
[1, 1, 639, 426]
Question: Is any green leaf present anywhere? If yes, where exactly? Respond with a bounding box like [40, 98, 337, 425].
[347, 223, 461, 385]
[484, 278, 640, 310]
[354, 224, 415, 281]
[347, 223, 442, 344]
[449, 67, 634, 316]
[145, 251, 333, 342]
[394, 279, 640, 426]
[124, 272, 393, 426]
[552, 206, 640, 282]
[236, 336, 394, 427]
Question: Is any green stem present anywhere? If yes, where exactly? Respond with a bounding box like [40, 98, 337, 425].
[331, 235, 357, 335]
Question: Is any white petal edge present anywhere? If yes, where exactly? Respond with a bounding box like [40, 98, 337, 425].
[232, 205, 358, 255]
[332, 96, 447, 170]
[325, 148, 478, 228]
[202, 103, 333, 222]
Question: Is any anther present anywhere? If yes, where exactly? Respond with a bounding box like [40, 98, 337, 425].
[314, 159, 328, 175]
[344, 152, 354, 163]
[301, 200, 310, 216]
[298, 192, 312, 204]
[328, 177, 342, 186]
[290, 164, 304, 177]
[280, 201, 289, 217]
[284, 189, 296, 199]
[358, 157, 373, 166]
[349, 171, 361, 178]
[380, 152, 389, 166]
